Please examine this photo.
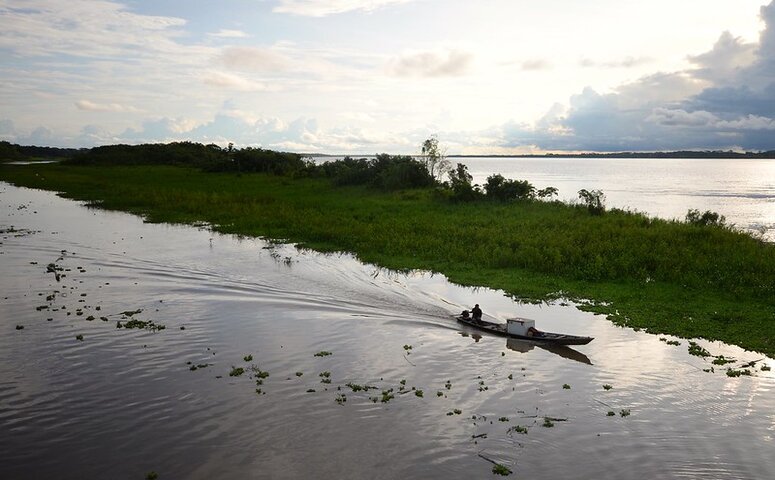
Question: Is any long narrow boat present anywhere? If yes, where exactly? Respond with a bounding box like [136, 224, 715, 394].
[456, 315, 593, 346]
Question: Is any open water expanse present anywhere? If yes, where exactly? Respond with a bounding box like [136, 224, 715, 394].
[1, 176, 774, 479]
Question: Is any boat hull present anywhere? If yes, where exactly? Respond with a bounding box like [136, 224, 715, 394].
[456, 316, 593, 346]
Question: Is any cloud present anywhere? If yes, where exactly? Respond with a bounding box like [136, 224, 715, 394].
[75, 100, 141, 113]
[579, 56, 654, 68]
[207, 29, 250, 38]
[272, 0, 413, 17]
[520, 59, 552, 71]
[387, 49, 473, 77]
[202, 71, 272, 91]
[218, 46, 291, 71]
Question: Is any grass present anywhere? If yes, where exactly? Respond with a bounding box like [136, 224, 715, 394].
[2, 163, 774, 355]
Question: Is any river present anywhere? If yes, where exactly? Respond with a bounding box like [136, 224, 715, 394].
[1, 181, 774, 479]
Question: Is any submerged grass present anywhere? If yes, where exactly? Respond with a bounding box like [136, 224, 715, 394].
[2, 163, 774, 355]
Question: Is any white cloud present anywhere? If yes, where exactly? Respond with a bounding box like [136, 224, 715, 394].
[520, 59, 552, 71]
[202, 71, 272, 91]
[208, 29, 250, 38]
[75, 100, 141, 113]
[272, 0, 413, 17]
[387, 49, 473, 77]
[219, 46, 291, 71]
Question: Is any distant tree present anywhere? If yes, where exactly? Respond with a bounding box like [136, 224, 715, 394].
[420, 135, 450, 183]
[578, 189, 606, 215]
[685, 209, 725, 226]
[536, 186, 558, 199]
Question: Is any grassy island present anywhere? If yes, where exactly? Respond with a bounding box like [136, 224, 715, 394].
[2, 142, 773, 357]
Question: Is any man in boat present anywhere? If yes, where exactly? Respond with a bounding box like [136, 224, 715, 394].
[471, 304, 482, 322]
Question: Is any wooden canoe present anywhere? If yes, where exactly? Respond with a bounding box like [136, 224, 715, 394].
[456, 315, 593, 345]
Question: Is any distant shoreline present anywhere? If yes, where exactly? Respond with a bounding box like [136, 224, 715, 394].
[306, 151, 775, 159]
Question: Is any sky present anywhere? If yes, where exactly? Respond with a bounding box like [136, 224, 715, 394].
[1, 0, 775, 154]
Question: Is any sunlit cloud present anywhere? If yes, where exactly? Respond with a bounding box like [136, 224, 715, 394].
[272, 0, 414, 17]
[75, 100, 141, 113]
[387, 49, 473, 77]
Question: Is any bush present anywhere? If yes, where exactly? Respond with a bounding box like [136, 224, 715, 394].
[686, 209, 725, 226]
[485, 174, 535, 201]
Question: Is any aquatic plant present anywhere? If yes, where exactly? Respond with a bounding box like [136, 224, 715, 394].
[607, 411, 616, 416]
[335, 393, 346, 405]
[507, 374, 513, 380]
[453, 409, 462, 415]
[445, 380, 452, 390]
[415, 390, 424, 398]
[542, 418, 554, 427]
[314, 351, 332, 357]
[15, 325, 24, 330]
[436, 391, 444, 397]
[492, 463, 512, 476]
[726, 368, 752, 377]
[295, 371, 303, 377]
[712, 355, 735, 365]
[602, 384, 613, 390]
[498, 417, 509, 422]
[243, 354, 253, 362]
[145, 472, 158, 480]
[620, 409, 631, 417]
[562, 384, 571, 389]
[688, 341, 711, 358]
[229, 367, 245, 377]
[762, 364, 772, 371]
[75, 334, 83, 341]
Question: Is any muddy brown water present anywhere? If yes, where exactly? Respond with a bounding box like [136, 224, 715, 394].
[1, 183, 773, 479]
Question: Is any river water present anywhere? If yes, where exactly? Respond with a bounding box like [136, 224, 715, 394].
[1, 182, 774, 479]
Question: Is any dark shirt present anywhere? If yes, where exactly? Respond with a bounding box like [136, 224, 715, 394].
[471, 306, 482, 320]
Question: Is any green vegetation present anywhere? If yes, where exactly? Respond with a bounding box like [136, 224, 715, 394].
[313, 351, 332, 357]
[229, 367, 245, 377]
[562, 383, 571, 389]
[2, 141, 774, 355]
[492, 463, 512, 476]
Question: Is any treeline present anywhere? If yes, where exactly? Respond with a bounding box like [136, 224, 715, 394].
[0, 141, 81, 161]
[461, 150, 775, 159]
[64, 142, 308, 175]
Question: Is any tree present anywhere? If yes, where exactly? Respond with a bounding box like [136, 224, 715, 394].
[420, 135, 450, 183]
[578, 189, 606, 215]
[446, 163, 480, 201]
[536, 186, 558, 199]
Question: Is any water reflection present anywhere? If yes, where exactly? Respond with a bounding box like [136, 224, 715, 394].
[1, 182, 774, 480]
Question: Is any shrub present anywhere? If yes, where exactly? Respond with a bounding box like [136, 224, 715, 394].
[686, 209, 725, 226]
[485, 174, 535, 201]
[578, 189, 606, 215]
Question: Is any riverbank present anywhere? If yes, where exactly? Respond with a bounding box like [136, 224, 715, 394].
[1, 162, 773, 356]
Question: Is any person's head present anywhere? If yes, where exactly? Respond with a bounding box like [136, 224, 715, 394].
[475, 304, 479, 308]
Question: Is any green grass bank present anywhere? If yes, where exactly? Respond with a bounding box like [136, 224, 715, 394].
[1, 162, 774, 357]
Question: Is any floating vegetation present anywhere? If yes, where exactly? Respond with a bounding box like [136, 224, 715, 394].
[602, 384, 613, 390]
[145, 472, 159, 480]
[86, 315, 95, 321]
[712, 355, 735, 365]
[189, 363, 210, 371]
[507, 425, 528, 435]
[620, 409, 631, 417]
[306, 389, 316, 393]
[415, 390, 424, 398]
[607, 411, 616, 416]
[403, 344, 413, 354]
[498, 417, 509, 422]
[75, 334, 84, 341]
[445, 380, 452, 390]
[436, 391, 444, 397]
[703, 367, 715, 373]
[562, 384, 571, 389]
[453, 409, 462, 415]
[256, 388, 264, 395]
[295, 371, 304, 377]
[374, 389, 395, 403]
[345, 382, 376, 393]
[762, 365, 772, 371]
[252, 367, 269, 379]
[116, 319, 166, 331]
[243, 354, 253, 362]
[229, 367, 245, 377]
[15, 325, 24, 330]
[319, 371, 331, 384]
[666, 340, 681, 346]
[313, 350, 332, 357]
[120, 309, 143, 317]
[507, 374, 513, 380]
[492, 463, 512, 476]
[542, 417, 554, 427]
[726, 368, 752, 377]
[688, 341, 710, 357]
[335, 393, 347, 405]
